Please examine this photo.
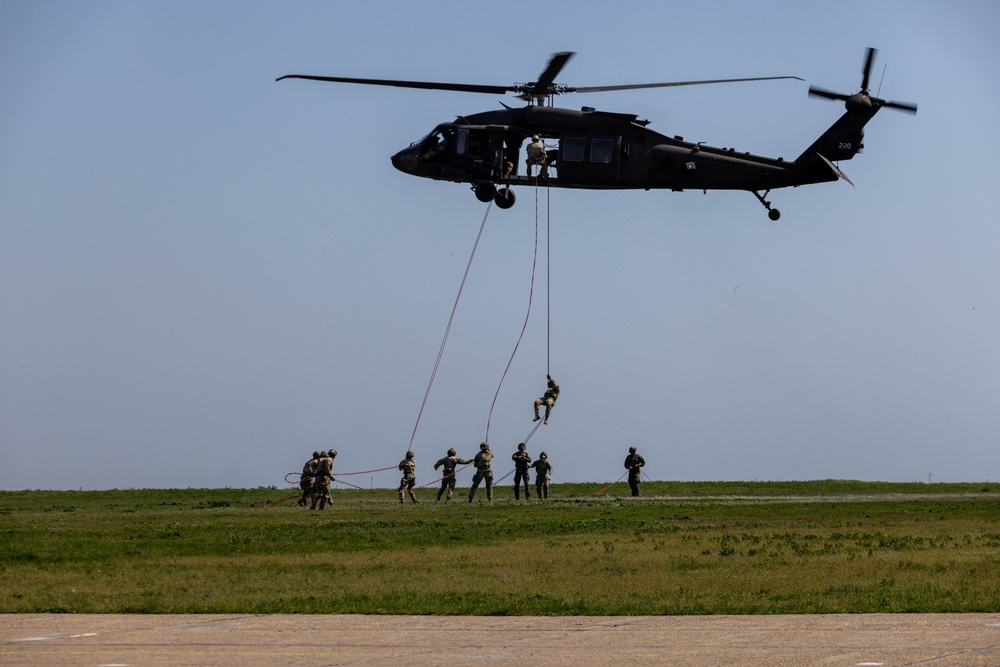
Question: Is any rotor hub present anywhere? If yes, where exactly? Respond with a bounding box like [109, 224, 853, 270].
[845, 93, 873, 114]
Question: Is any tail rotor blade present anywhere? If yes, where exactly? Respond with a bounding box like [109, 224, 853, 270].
[884, 99, 918, 114]
[861, 47, 878, 91]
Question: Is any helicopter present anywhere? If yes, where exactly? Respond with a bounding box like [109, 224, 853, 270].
[277, 48, 916, 220]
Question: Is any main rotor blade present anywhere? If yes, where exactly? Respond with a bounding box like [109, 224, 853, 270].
[883, 99, 918, 114]
[535, 51, 575, 90]
[275, 74, 513, 96]
[861, 47, 878, 92]
[808, 85, 849, 101]
[571, 75, 803, 94]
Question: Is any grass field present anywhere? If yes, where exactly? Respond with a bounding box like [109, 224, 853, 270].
[2, 481, 999, 615]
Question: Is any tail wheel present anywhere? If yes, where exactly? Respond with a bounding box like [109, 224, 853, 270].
[494, 187, 516, 209]
[752, 190, 781, 221]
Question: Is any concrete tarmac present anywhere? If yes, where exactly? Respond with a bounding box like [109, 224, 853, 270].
[3, 613, 1000, 666]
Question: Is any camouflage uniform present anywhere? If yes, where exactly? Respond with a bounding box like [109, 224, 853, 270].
[397, 451, 419, 503]
[530, 452, 553, 499]
[298, 451, 320, 507]
[533, 375, 560, 424]
[468, 442, 494, 502]
[511, 443, 532, 500]
[434, 448, 471, 502]
[525, 135, 547, 177]
[624, 447, 645, 497]
[311, 449, 336, 510]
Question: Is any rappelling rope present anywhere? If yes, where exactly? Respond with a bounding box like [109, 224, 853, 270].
[284, 465, 395, 484]
[521, 418, 543, 445]
[334, 477, 396, 495]
[579, 468, 633, 498]
[484, 180, 541, 442]
[335, 466, 397, 476]
[407, 203, 493, 453]
[546, 185, 551, 375]
[493, 466, 517, 485]
[265, 490, 304, 508]
[412, 462, 474, 490]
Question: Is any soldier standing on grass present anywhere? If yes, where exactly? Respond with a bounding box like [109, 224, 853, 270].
[311, 449, 336, 510]
[434, 448, 471, 502]
[298, 451, 320, 507]
[511, 442, 532, 500]
[397, 451, 419, 504]
[468, 442, 494, 503]
[530, 451, 553, 499]
[624, 446, 645, 497]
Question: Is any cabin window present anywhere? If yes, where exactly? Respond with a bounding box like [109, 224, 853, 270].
[562, 136, 586, 162]
[591, 138, 613, 164]
[455, 129, 469, 156]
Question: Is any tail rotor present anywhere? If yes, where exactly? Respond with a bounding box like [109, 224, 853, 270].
[809, 47, 917, 115]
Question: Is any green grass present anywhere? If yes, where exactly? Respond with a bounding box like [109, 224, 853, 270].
[2, 481, 999, 614]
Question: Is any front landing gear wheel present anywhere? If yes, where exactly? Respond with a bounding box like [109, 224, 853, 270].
[494, 187, 516, 209]
[474, 182, 496, 203]
[768, 208, 781, 221]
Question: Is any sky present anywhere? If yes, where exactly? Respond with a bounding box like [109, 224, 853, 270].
[2, 1, 999, 490]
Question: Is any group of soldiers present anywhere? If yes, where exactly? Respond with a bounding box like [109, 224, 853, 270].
[296, 442, 646, 506]
[298, 449, 337, 510]
[437, 441, 555, 503]
[397, 442, 554, 504]
[294, 375, 648, 506]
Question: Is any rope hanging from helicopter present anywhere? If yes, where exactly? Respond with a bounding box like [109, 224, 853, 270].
[485, 176, 551, 446]
[406, 173, 552, 456]
[406, 203, 493, 454]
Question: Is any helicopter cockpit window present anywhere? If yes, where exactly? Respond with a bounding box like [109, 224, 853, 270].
[562, 136, 586, 162]
[590, 138, 613, 164]
[420, 128, 454, 161]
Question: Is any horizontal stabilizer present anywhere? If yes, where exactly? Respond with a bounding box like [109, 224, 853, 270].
[816, 153, 854, 186]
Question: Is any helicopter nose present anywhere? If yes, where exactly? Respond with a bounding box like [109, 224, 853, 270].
[391, 145, 420, 174]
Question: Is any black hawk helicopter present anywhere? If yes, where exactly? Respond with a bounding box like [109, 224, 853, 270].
[278, 48, 915, 220]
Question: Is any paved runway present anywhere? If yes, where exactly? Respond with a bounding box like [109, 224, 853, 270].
[3, 613, 1000, 666]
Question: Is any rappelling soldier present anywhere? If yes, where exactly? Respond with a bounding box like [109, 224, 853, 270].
[533, 374, 560, 424]
[468, 442, 494, 502]
[434, 447, 471, 502]
[624, 446, 645, 497]
[397, 450, 419, 504]
[530, 451, 553, 499]
[298, 450, 320, 507]
[525, 135, 547, 177]
[311, 449, 336, 510]
[511, 442, 532, 500]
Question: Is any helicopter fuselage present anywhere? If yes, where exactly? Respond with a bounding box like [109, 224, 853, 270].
[390, 105, 849, 197]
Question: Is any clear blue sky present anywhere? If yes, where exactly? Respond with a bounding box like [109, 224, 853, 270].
[2, 1, 998, 490]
